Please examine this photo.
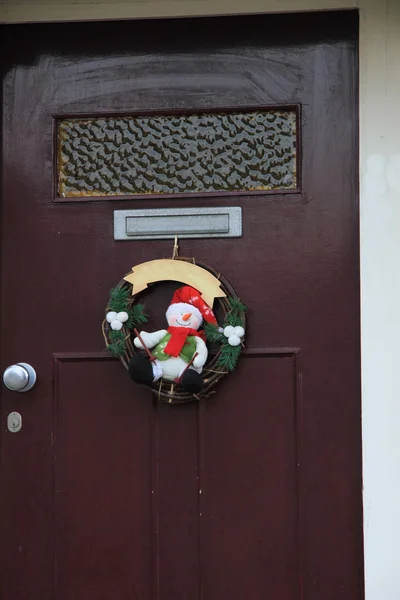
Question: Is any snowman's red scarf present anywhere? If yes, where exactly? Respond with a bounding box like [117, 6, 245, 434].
[165, 326, 206, 358]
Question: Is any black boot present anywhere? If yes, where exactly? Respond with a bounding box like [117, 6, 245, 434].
[128, 355, 154, 385]
[181, 369, 204, 395]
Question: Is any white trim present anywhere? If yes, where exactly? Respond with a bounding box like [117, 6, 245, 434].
[359, 3, 400, 599]
[2, 1, 400, 598]
[0, 0, 358, 24]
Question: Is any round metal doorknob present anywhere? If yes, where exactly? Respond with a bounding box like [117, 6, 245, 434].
[3, 363, 36, 392]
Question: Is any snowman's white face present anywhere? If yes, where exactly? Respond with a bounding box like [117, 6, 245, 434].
[167, 307, 201, 330]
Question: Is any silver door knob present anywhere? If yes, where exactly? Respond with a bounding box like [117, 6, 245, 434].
[3, 363, 36, 392]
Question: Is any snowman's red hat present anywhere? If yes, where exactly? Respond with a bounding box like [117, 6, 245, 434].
[166, 286, 217, 325]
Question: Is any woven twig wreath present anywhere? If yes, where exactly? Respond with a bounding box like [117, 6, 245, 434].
[102, 257, 246, 404]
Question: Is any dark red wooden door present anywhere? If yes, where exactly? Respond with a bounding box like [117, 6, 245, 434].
[0, 11, 363, 600]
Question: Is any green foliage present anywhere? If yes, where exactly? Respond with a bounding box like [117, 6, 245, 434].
[105, 287, 148, 356]
[224, 297, 247, 327]
[203, 296, 246, 371]
[108, 330, 125, 343]
[204, 297, 247, 337]
[204, 322, 225, 343]
[229, 297, 247, 314]
[126, 303, 148, 329]
[106, 330, 124, 357]
[216, 343, 241, 372]
[224, 313, 242, 326]
[106, 286, 148, 329]
[107, 287, 131, 313]
[107, 329, 126, 357]
[107, 342, 126, 357]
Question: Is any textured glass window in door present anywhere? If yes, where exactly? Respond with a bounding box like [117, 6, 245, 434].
[57, 110, 297, 197]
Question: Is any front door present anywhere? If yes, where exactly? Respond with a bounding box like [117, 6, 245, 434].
[0, 11, 363, 600]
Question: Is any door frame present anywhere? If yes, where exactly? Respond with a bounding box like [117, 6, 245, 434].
[1, 2, 399, 599]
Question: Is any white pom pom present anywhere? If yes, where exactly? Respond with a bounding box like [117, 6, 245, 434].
[228, 334, 241, 346]
[117, 311, 129, 323]
[111, 320, 123, 331]
[224, 326, 235, 338]
[218, 327, 224, 333]
[106, 311, 117, 323]
[234, 326, 245, 338]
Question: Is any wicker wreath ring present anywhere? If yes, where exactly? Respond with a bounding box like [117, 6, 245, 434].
[102, 257, 246, 404]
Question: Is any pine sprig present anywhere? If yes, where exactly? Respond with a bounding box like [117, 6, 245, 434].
[106, 286, 148, 329]
[107, 342, 126, 357]
[229, 298, 247, 314]
[203, 296, 246, 371]
[108, 330, 125, 343]
[106, 329, 126, 357]
[105, 285, 148, 357]
[224, 297, 247, 327]
[216, 343, 241, 372]
[126, 303, 148, 329]
[107, 287, 131, 312]
[204, 322, 225, 343]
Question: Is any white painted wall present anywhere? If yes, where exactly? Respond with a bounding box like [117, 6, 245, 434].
[1, 1, 400, 598]
[0, 0, 357, 23]
[359, 3, 400, 598]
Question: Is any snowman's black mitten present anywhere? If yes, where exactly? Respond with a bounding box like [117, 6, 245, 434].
[128, 355, 154, 385]
[181, 369, 204, 394]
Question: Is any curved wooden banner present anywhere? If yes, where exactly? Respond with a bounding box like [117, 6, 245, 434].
[124, 259, 226, 307]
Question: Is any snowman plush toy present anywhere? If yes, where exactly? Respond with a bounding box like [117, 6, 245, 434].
[128, 286, 218, 394]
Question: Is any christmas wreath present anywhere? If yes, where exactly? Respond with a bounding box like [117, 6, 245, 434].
[102, 255, 246, 404]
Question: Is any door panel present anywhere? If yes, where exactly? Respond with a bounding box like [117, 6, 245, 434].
[0, 12, 363, 600]
[201, 353, 300, 599]
[54, 356, 152, 600]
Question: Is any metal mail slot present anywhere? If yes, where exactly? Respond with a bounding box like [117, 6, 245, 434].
[113, 207, 242, 240]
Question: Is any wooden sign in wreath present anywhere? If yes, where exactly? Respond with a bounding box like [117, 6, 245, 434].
[102, 250, 246, 404]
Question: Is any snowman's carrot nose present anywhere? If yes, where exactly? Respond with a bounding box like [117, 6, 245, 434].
[182, 313, 192, 321]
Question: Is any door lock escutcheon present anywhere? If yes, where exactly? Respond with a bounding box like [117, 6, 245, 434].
[7, 412, 22, 433]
